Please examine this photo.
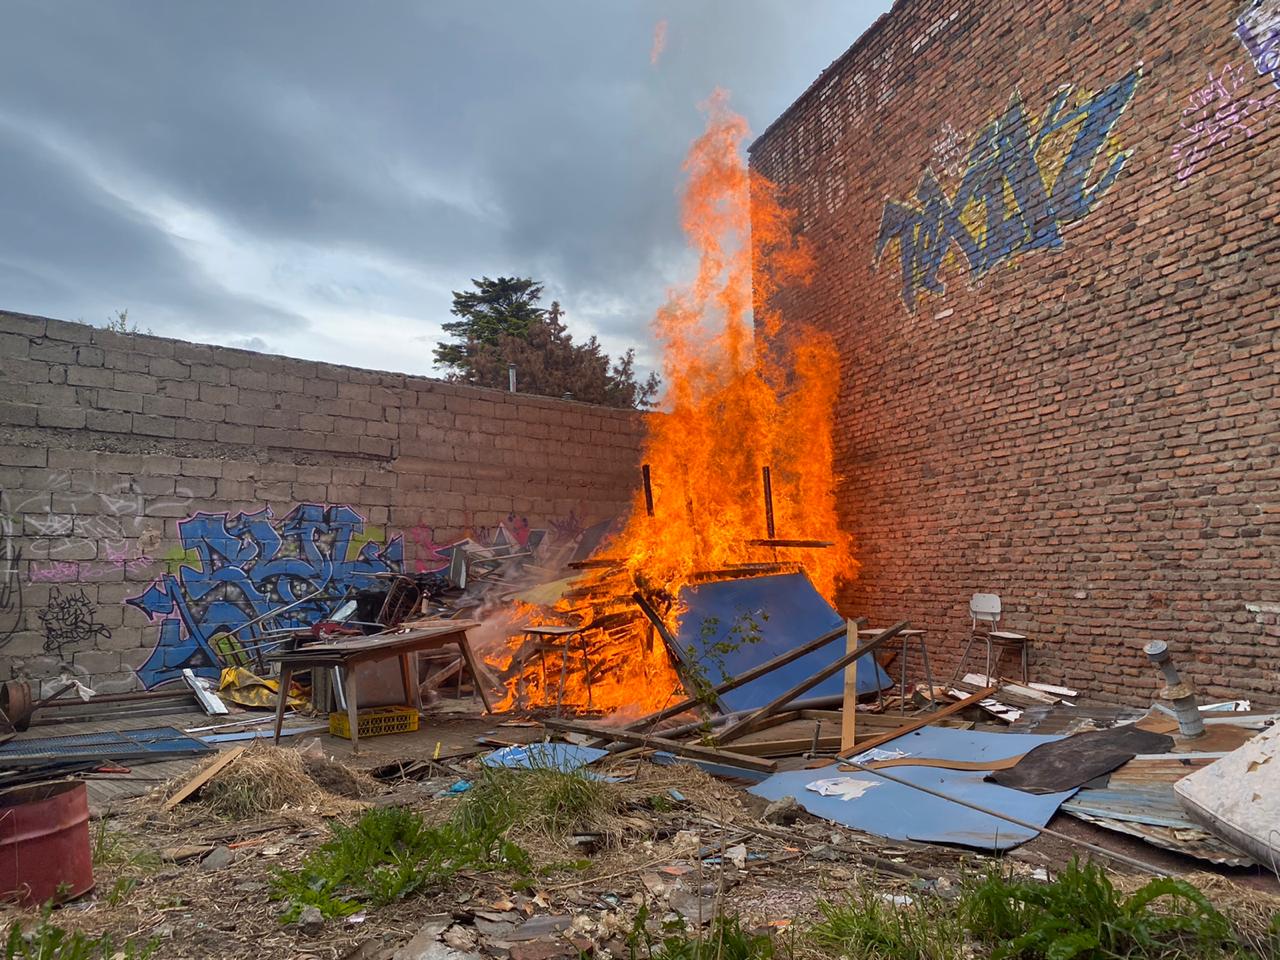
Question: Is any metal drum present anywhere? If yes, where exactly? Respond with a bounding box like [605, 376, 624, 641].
[0, 779, 94, 906]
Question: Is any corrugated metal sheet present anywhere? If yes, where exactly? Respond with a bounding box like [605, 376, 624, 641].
[1063, 785, 1254, 866]
[1009, 704, 1148, 734]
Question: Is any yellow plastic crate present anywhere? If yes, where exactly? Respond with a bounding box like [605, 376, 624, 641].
[329, 705, 419, 740]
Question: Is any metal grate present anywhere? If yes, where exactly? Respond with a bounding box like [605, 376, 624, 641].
[0, 726, 211, 763]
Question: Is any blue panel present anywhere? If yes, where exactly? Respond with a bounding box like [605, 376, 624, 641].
[673, 573, 891, 712]
[481, 742, 608, 772]
[748, 726, 1076, 850]
[0, 725, 211, 762]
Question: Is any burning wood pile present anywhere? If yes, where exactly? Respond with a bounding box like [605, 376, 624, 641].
[478, 92, 855, 719]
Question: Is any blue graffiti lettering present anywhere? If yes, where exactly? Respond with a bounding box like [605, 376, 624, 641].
[1237, 0, 1280, 89]
[875, 69, 1140, 311]
[127, 503, 403, 688]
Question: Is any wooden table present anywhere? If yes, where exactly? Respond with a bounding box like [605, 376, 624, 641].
[267, 620, 484, 754]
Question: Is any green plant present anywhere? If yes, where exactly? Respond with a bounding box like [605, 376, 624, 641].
[4, 911, 156, 960]
[460, 759, 621, 840]
[627, 906, 775, 960]
[90, 817, 158, 872]
[272, 802, 529, 921]
[810, 888, 963, 960]
[960, 860, 1243, 960]
[100, 309, 152, 336]
[105, 877, 137, 908]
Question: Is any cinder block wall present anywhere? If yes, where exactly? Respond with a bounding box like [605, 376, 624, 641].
[0, 310, 646, 693]
[750, 0, 1280, 703]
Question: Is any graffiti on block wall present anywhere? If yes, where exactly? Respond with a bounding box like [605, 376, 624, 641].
[1237, 0, 1280, 88]
[0, 491, 22, 649]
[1171, 62, 1277, 181]
[126, 503, 403, 688]
[407, 510, 587, 574]
[39, 586, 110, 659]
[875, 68, 1141, 311]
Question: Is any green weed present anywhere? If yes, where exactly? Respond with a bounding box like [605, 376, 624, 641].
[810, 887, 963, 960]
[89, 818, 158, 872]
[960, 859, 1248, 960]
[3, 911, 156, 960]
[271, 799, 529, 921]
[627, 906, 775, 960]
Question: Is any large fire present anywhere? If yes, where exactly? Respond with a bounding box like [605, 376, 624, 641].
[489, 91, 854, 716]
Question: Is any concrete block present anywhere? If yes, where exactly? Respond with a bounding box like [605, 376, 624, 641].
[131, 415, 177, 438]
[37, 406, 87, 429]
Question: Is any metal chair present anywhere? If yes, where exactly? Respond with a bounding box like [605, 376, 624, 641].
[952, 593, 1030, 685]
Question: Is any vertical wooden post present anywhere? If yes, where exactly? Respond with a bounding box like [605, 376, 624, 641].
[841, 618, 858, 753]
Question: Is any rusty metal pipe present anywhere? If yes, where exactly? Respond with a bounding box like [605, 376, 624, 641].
[1144, 640, 1204, 739]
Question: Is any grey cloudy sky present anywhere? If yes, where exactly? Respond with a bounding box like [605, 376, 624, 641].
[0, 1, 890, 377]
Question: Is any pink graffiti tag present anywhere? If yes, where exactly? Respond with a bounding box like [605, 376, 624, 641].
[1172, 62, 1278, 181]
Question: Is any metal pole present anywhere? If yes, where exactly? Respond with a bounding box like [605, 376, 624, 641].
[508, 364, 517, 392]
[642, 464, 655, 517]
[841, 759, 1172, 876]
[762, 466, 776, 538]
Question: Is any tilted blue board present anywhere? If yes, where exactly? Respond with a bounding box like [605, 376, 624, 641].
[672, 572, 892, 713]
[748, 726, 1077, 850]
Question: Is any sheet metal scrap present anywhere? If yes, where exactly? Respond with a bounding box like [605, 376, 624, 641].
[749, 726, 1076, 851]
[1063, 784, 1255, 867]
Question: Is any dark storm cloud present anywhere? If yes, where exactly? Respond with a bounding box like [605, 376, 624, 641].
[0, 1, 889, 373]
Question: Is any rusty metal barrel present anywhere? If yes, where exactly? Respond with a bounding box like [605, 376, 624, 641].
[0, 779, 94, 906]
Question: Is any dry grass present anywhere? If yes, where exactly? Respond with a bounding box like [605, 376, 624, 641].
[163, 744, 375, 819]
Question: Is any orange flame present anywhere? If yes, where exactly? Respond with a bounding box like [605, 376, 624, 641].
[490, 91, 854, 716]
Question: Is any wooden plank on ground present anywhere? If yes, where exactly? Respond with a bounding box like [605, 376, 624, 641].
[836, 686, 997, 759]
[541, 718, 776, 774]
[162, 746, 246, 811]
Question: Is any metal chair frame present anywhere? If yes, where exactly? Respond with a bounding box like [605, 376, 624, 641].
[952, 592, 1030, 684]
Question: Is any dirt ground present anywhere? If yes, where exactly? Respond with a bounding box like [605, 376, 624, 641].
[4, 709, 1277, 960]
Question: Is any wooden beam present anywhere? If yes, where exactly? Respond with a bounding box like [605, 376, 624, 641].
[162, 746, 247, 811]
[541, 717, 777, 774]
[716, 622, 909, 743]
[840, 619, 858, 754]
[836, 686, 997, 758]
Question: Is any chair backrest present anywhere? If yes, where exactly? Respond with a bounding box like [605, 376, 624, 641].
[970, 592, 1002, 626]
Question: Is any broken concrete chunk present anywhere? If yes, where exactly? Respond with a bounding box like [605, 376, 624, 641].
[761, 795, 801, 825]
[298, 905, 325, 936]
[199, 845, 234, 871]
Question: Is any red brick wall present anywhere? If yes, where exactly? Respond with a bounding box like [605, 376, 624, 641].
[750, 0, 1280, 704]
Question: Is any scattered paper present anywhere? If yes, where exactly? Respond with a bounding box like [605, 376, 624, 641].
[848, 747, 910, 764]
[805, 777, 881, 801]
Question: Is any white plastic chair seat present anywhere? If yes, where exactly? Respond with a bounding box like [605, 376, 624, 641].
[989, 630, 1027, 642]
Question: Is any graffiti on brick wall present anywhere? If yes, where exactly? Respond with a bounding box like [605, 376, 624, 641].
[930, 121, 967, 180]
[1172, 62, 1278, 181]
[1237, 0, 1280, 88]
[0, 491, 23, 648]
[127, 503, 404, 688]
[875, 68, 1141, 311]
[38, 586, 110, 658]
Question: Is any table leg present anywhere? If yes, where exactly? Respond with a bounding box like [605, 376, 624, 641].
[272, 666, 293, 745]
[342, 667, 361, 756]
[399, 653, 416, 709]
[919, 631, 936, 705]
[899, 633, 909, 715]
[458, 636, 494, 713]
